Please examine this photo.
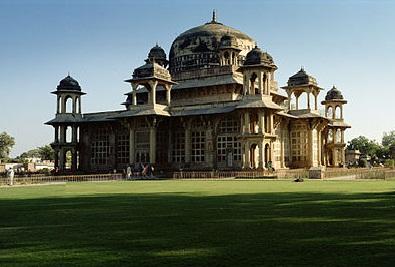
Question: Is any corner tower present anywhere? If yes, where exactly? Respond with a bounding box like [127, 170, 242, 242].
[46, 75, 85, 172]
[321, 86, 351, 167]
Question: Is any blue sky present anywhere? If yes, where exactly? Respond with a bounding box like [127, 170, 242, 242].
[1, 0, 394, 157]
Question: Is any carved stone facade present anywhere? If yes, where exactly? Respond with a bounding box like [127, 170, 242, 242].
[46, 13, 350, 173]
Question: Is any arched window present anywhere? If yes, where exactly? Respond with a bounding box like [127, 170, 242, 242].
[65, 96, 73, 113]
[335, 106, 341, 119]
[326, 106, 333, 119]
[250, 72, 257, 94]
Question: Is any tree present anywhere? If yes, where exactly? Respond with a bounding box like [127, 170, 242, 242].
[347, 136, 381, 157]
[0, 132, 15, 161]
[38, 145, 55, 161]
[17, 145, 55, 161]
[382, 131, 395, 148]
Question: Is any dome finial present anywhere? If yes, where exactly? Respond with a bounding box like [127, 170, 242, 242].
[212, 9, 217, 23]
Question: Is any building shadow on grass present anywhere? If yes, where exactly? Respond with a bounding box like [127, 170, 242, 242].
[0, 190, 395, 266]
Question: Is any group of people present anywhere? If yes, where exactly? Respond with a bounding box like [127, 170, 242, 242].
[125, 162, 155, 179]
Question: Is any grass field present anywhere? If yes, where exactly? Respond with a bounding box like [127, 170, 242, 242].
[1, 180, 395, 266]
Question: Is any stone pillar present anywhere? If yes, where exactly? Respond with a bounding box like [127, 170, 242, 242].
[296, 95, 299, 110]
[205, 123, 214, 167]
[317, 129, 322, 166]
[258, 72, 263, 95]
[244, 112, 250, 134]
[57, 96, 60, 113]
[72, 126, 77, 143]
[308, 128, 314, 167]
[270, 113, 274, 135]
[258, 141, 264, 169]
[54, 149, 59, 169]
[72, 96, 76, 113]
[59, 125, 66, 143]
[78, 97, 82, 113]
[287, 92, 292, 111]
[281, 129, 285, 168]
[59, 148, 65, 170]
[149, 125, 157, 164]
[314, 93, 318, 111]
[61, 96, 66, 113]
[71, 149, 78, 172]
[307, 92, 311, 110]
[54, 126, 59, 143]
[132, 83, 138, 106]
[341, 106, 343, 120]
[341, 129, 345, 143]
[258, 111, 265, 134]
[185, 122, 191, 164]
[165, 85, 171, 106]
[129, 126, 135, 164]
[244, 142, 250, 168]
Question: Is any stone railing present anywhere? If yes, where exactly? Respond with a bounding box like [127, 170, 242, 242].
[325, 167, 395, 179]
[0, 173, 124, 186]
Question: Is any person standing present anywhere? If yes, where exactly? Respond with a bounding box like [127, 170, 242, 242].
[126, 165, 132, 180]
[7, 168, 15, 186]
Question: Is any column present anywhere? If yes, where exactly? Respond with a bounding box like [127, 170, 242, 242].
[307, 92, 311, 110]
[258, 141, 264, 169]
[185, 122, 191, 163]
[54, 126, 59, 143]
[78, 97, 82, 113]
[314, 93, 318, 110]
[72, 96, 76, 113]
[341, 106, 343, 120]
[54, 149, 59, 169]
[149, 80, 158, 105]
[59, 125, 66, 143]
[149, 125, 157, 164]
[167, 125, 172, 163]
[57, 96, 60, 113]
[61, 96, 66, 113]
[59, 148, 65, 170]
[280, 129, 285, 168]
[270, 113, 274, 135]
[308, 128, 314, 167]
[317, 129, 322, 166]
[244, 142, 250, 168]
[132, 83, 138, 106]
[72, 126, 77, 143]
[287, 92, 292, 111]
[129, 125, 135, 164]
[244, 112, 250, 134]
[295, 95, 299, 110]
[341, 129, 344, 143]
[258, 111, 265, 134]
[258, 72, 263, 95]
[165, 85, 171, 106]
[71, 149, 78, 172]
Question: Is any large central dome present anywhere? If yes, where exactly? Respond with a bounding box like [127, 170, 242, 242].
[169, 14, 256, 76]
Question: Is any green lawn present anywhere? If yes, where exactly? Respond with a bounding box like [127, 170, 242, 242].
[1, 180, 395, 266]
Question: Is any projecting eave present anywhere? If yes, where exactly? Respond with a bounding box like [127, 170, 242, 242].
[124, 76, 177, 85]
[51, 90, 86, 95]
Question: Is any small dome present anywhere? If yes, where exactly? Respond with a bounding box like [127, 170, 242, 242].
[325, 86, 344, 100]
[287, 68, 317, 86]
[57, 75, 81, 91]
[148, 44, 166, 61]
[219, 34, 239, 49]
[147, 44, 168, 67]
[243, 46, 274, 66]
